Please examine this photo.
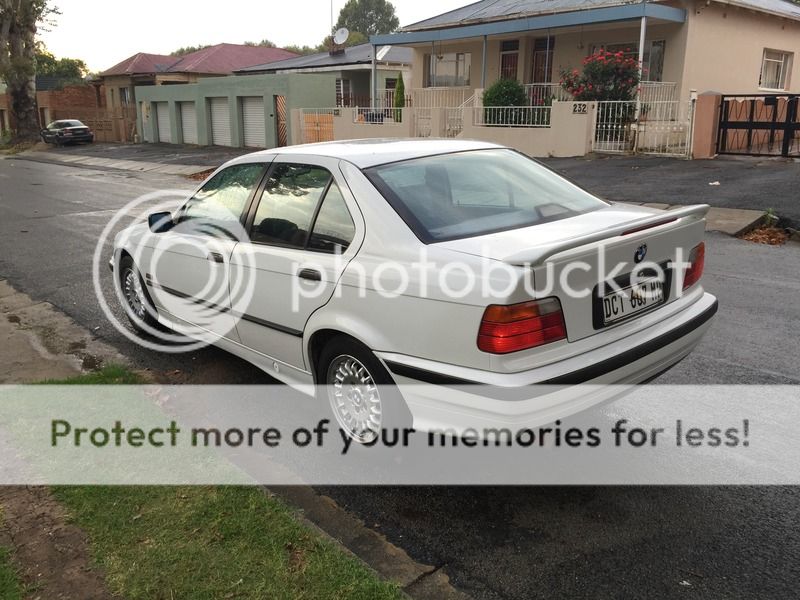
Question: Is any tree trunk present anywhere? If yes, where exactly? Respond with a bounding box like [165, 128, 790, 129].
[1, 0, 42, 142]
[8, 27, 38, 140]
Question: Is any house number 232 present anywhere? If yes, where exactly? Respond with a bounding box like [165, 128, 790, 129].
[573, 103, 588, 114]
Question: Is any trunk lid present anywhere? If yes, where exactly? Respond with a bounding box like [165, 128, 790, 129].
[436, 203, 709, 342]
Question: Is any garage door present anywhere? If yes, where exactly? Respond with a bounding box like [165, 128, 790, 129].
[179, 102, 197, 145]
[155, 102, 171, 143]
[241, 97, 266, 148]
[209, 97, 231, 146]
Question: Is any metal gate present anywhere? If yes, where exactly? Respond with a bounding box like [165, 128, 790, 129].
[179, 102, 197, 145]
[209, 97, 231, 146]
[155, 102, 171, 143]
[241, 97, 266, 148]
[274, 95, 287, 147]
[717, 94, 799, 157]
[593, 100, 693, 157]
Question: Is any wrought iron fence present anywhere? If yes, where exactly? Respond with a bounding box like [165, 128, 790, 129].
[524, 84, 572, 106]
[477, 106, 552, 128]
[411, 87, 470, 109]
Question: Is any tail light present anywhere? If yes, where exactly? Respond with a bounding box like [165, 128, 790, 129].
[683, 242, 706, 290]
[478, 298, 567, 354]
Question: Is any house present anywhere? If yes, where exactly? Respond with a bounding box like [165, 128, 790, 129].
[325, 0, 799, 158]
[99, 44, 299, 111]
[134, 71, 338, 148]
[368, 0, 800, 107]
[236, 43, 412, 108]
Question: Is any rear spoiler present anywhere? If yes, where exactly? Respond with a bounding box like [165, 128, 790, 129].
[502, 204, 710, 266]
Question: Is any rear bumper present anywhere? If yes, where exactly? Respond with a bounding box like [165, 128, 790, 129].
[379, 293, 718, 432]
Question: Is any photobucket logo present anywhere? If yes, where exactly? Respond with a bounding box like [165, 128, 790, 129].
[93, 190, 258, 354]
[288, 244, 696, 310]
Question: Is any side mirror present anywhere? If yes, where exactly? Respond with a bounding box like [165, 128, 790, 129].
[40, 129, 48, 135]
[148, 211, 174, 233]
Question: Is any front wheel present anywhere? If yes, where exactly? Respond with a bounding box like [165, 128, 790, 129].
[318, 337, 413, 444]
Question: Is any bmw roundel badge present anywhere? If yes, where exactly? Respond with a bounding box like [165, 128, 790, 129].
[634, 244, 648, 263]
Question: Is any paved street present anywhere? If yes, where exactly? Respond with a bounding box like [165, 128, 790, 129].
[1, 156, 799, 599]
[543, 154, 800, 229]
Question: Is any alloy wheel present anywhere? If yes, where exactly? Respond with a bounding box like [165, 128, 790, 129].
[327, 354, 382, 443]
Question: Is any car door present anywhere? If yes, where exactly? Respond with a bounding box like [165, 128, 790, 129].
[43, 122, 58, 142]
[146, 162, 268, 343]
[229, 156, 363, 369]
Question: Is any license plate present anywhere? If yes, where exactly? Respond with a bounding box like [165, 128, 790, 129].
[601, 279, 665, 325]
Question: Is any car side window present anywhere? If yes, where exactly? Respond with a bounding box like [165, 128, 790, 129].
[249, 164, 331, 247]
[308, 183, 355, 253]
[179, 163, 265, 234]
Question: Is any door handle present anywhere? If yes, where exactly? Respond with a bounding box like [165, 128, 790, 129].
[207, 252, 225, 264]
[297, 268, 322, 281]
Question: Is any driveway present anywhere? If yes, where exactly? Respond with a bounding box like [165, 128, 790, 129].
[542, 154, 800, 229]
[1, 157, 798, 599]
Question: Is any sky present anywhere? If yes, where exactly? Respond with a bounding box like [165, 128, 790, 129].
[38, 0, 468, 72]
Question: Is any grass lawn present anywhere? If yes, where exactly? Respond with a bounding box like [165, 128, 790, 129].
[46, 366, 403, 599]
[0, 509, 24, 600]
[53, 486, 402, 600]
[0, 547, 24, 600]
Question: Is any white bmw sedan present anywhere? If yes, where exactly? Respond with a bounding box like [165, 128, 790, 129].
[111, 140, 717, 441]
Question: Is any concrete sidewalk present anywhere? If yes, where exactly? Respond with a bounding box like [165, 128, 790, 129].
[17, 141, 252, 176]
[20, 149, 217, 176]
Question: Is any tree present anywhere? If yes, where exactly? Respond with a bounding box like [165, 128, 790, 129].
[393, 72, 405, 122]
[0, 0, 55, 142]
[334, 0, 399, 37]
[282, 43, 322, 56]
[170, 44, 210, 57]
[244, 39, 277, 47]
[35, 44, 87, 80]
[319, 30, 367, 50]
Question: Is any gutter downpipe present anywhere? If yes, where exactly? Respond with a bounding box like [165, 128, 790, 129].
[371, 45, 378, 109]
[481, 35, 487, 88]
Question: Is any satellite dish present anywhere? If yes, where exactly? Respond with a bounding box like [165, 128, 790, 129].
[333, 28, 350, 45]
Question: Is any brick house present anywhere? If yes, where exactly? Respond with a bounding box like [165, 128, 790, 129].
[99, 44, 299, 112]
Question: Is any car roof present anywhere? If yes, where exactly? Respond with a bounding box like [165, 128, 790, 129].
[238, 139, 505, 169]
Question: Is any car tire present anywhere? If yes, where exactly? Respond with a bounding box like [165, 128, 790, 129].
[317, 336, 413, 444]
[118, 255, 160, 334]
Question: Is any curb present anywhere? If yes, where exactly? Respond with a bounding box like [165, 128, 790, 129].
[270, 486, 471, 600]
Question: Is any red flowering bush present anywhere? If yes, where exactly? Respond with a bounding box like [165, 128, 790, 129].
[560, 49, 640, 101]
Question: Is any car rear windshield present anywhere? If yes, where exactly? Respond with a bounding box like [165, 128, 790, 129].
[365, 149, 608, 243]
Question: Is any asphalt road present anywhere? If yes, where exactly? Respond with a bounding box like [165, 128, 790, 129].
[542, 154, 800, 229]
[1, 156, 799, 599]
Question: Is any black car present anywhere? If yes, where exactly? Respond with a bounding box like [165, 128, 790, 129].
[40, 120, 94, 146]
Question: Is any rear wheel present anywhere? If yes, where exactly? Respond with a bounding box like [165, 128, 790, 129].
[118, 255, 159, 333]
[318, 336, 412, 444]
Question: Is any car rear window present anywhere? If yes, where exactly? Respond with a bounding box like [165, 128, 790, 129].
[365, 149, 608, 243]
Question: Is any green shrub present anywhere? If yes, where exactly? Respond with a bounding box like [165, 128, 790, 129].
[482, 78, 527, 107]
